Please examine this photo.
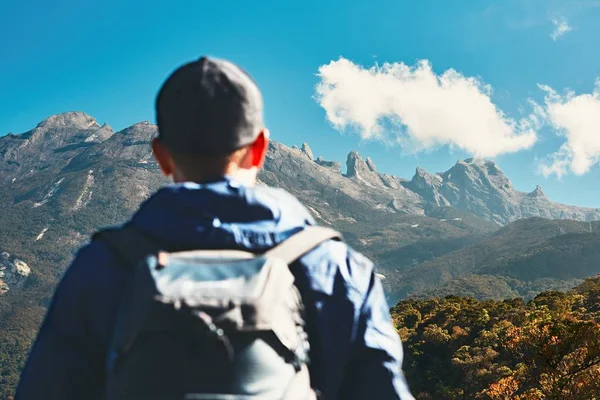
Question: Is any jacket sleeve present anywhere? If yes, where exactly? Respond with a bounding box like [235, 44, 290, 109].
[14, 242, 117, 400]
[338, 267, 415, 400]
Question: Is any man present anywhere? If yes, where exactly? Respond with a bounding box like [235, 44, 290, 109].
[15, 56, 414, 399]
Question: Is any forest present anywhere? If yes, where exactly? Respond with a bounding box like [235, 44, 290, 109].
[393, 275, 600, 399]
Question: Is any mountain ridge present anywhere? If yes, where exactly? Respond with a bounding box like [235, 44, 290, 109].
[2, 111, 597, 225]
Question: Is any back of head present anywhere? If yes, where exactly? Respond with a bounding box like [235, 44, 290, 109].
[154, 56, 267, 183]
[156, 56, 264, 156]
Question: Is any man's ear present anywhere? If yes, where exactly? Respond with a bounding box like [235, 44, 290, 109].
[152, 138, 174, 177]
[249, 129, 269, 169]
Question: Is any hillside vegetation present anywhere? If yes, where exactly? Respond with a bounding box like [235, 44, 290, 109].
[389, 219, 600, 303]
[393, 275, 600, 399]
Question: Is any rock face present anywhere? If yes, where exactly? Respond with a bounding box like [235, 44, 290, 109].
[401, 159, 600, 225]
[346, 151, 381, 186]
[405, 167, 449, 207]
[64, 121, 158, 172]
[261, 142, 423, 223]
[2, 112, 599, 234]
[345, 151, 415, 194]
[0, 112, 114, 179]
[0, 252, 31, 294]
[315, 156, 342, 174]
[301, 143, 314, 160]
[528, 185, 546, 198]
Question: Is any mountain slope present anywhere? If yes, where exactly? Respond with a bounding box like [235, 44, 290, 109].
[0, 112, 113, 180]
[390, 218, 600, 302]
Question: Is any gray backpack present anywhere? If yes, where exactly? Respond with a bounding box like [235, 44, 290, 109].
[94, 226, 342, 400]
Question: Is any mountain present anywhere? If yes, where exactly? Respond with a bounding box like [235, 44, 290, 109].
[261, 141, 600, 227]
[2, 112, 598, 229]
[389, 218, 600, 303]
[404, 158, 600, 224]
[0, 112, 113, 179]
[265, 139, 600, 226]
[2, 112, 600, 397]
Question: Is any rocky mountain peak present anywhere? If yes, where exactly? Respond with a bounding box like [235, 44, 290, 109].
[15, 112, 110, 147]
[301, 143, 314, 160]
[0, 113, 115, 178]
[125, 121, 157, 129]
[405, 166, 447, 206]
[315, 156, 342, 174]
[345, 150, 364, 178]
[462, 158, 503, 176]
[36, 112, 99, 130]
[345, 150, 401, 189]
[528, 185, 547, 198]
[85, 123, 114, 143]
[365, 157, 377, 172]
[445, 158, 511, 189]
[116, 121, 158, 139]
[415, 166, 428, 177]
[410, 167, 442, 187]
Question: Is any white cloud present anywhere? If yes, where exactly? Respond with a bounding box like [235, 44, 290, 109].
[538, 81, 600, 178]
[550, 16, 572, 40]
[314, 58, 540, 158]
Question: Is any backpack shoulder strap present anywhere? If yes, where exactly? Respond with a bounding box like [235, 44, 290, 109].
[264, 226, 343, 264]
[92, 226, 164, 268]
[94, 225, 342, 267]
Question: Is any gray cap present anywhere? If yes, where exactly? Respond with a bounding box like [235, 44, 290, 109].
[155, 56, 264, 156]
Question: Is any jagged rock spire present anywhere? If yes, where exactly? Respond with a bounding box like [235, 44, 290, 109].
[528, 185, 546, 198]
[301, 142, 314, 160]
[365, 157, 377, 172]
[345, 151, 363, 178]
[345, 150, 389, 188]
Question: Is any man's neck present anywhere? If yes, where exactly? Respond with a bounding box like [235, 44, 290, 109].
[173, 167, 258, 187]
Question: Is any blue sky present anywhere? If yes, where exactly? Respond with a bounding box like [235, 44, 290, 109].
[1, 0, 600, 206]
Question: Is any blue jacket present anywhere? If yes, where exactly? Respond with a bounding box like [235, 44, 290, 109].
[15, 179, 414, 400]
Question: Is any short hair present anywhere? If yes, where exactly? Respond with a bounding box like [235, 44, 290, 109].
[167, 143, 251, 182]
[156, 56, 264, 156]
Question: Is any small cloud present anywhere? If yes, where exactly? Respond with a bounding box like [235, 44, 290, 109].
[538, 80, 600, 177]
[314, 58, 541, 158]
[550, 16, 572, 40]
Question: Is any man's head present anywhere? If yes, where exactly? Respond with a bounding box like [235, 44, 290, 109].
[152, 56, 269, 185]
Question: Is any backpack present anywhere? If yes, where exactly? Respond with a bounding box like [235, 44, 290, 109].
[93, 225, 342, 400]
